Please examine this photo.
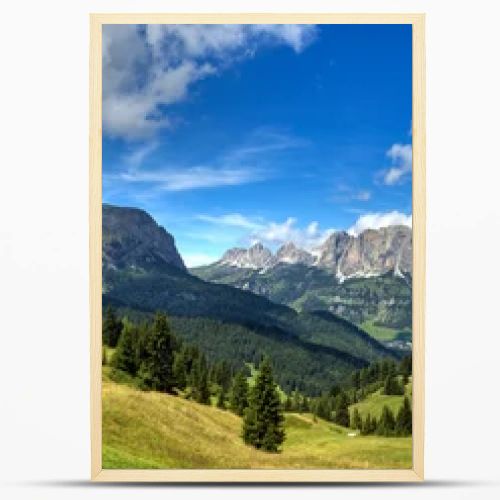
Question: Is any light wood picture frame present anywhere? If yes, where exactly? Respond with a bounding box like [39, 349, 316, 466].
[90, 13, 425, 482]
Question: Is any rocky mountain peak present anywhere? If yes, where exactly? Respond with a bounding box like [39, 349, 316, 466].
[313, 231, 350, 269]
[102, 204, 186, 272]
[219, 242, 274, 269]
[337, 225, 412, 279]
[276, 241, 315, 265]
[216, 225, 412, 280]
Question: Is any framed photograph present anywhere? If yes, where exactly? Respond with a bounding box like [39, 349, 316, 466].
[90, 13, 425, 482]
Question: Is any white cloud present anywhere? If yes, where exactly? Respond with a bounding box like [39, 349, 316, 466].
[120, 166, 264, 191]
[103, 24, 317, 140]
[348, 211, 412, 236]
[381, 143, 413, 185]
[252, 217, 336, 249]
[250, 24, 317, 53]
[182, 252, 219, 267]
[198, 213, 335, 249]
[197, 213, 263, 230]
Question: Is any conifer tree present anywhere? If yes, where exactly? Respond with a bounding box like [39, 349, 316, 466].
[351, 407, 363, 430]
[313, 395, 331, 421]
[383, 374, 404, 395]
[358, 367, 367, 387]
[229, 370, 249, 416]
[351, 370, 361, 390]
[138, 312, 176, 392]
[217, 387, 226, 409]
[211, 360, 232, 391]
[192, 355, 210, 404]
[102, 305, 123, 347]
[334, 391, 350, 427]
[380, 359, 390, 380]
[300, 395, 310, 413]
[361, 412, 371, 435]
[400, 355, 412, 376]
[172, 349, 186, 389]
[376, 405, 396, 436]
[395, 396, 412, 436]
[292, 390, 302, 412]
[242, 357, 285, 452]
[112, 321, 139, 375]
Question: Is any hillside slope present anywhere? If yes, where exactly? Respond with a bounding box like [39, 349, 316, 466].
[102, 377, 412, 469]
[193, 263, 412, 337]
[349, 381, 413, 420]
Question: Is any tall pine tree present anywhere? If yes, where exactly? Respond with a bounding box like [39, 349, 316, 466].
[229, 370, 249, 416]
[112, 321, 139, 375]
[351, 407, 363, 430]
[172, 347, 188, 390]
[376, 405, 396, 436]
[138, 312, 176, 392]
[242, 358, 285, 452]
[395, 396, 412, 436]
[191, 354, 210, 404]
[334, 391, 350, 427]
[102, 305, 123, 347]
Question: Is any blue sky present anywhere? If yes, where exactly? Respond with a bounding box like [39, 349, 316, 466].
[102, 24, 412, 266]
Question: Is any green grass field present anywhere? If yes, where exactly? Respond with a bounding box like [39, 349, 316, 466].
[360, 319, 412, 342]
[102, 373, 412, 469]
[350, 380, 412, 420]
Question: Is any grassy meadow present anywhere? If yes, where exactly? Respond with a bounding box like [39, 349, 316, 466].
[360, 319, 412, 342]
[102, 372, 412, 470]
[350, 380, 412, 420]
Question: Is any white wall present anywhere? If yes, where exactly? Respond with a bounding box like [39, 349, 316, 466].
[1, 1, 499, 498]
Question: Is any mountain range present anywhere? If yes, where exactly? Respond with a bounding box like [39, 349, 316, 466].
[102, 204, 401, 394]
[192, 228, 412, 338]
[216, 225, 412, 281]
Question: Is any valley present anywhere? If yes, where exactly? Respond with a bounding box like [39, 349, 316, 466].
[101, 204, 414, 469]
[103, 205, 400, 394]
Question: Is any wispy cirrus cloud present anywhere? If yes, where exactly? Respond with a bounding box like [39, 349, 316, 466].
[198, 213, 264, 230]
[221, 127, 309, 164]
[379, 143, 413, 185]
[103, 24, 318, 140]
[121, 166, 265, 192]
[123, 142, 159, 168]
[111, 127, 304, 193]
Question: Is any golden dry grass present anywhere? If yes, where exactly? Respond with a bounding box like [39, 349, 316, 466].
[102, 379, 412, 469]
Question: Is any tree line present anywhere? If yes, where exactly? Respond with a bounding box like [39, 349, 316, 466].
[280, 356, 413, 437]
[103, 306, 285, 452]
[103, 306, 411, 448]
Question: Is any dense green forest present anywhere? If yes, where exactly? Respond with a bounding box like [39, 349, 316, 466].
[192, 262, 412, 332]
[103, 264, 397, 392]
